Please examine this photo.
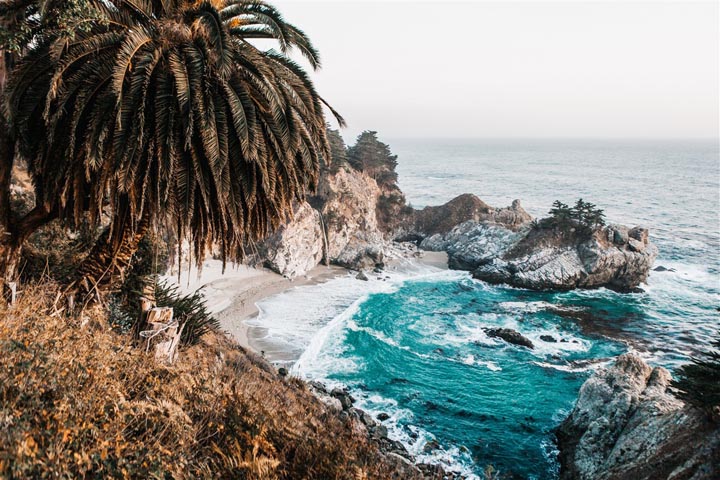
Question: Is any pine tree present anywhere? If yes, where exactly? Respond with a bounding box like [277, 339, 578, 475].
[347, 131, 398, 188]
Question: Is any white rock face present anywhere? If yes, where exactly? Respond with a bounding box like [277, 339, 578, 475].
[261, 202, 324, 278]
[420, 221, 528, 270]
[260, 168, 389, 277]
[426, 219, 657, 291]
[316, 168, 387, 270]
[557, 354, 720, 480]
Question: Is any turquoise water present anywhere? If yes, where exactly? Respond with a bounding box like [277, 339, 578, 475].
[252, 139, 720, 478]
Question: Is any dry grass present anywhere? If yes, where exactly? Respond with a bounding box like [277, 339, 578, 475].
[0, 283, 410, 479]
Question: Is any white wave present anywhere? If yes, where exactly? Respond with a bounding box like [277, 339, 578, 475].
[348, 388, 480, 480]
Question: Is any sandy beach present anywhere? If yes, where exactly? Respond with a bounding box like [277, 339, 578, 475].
[168, 251, 448, 357]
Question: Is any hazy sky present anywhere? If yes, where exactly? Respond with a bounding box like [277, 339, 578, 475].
[271, 1, 719, 141]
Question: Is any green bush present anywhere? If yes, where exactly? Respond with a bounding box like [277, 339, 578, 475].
[153, 280, 220, 346]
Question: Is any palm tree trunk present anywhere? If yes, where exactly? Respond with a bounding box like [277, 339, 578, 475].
[74, 211, 150, 304]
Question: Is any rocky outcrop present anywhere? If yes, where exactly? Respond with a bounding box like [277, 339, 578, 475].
[313, 167, 387, 271]
[260, 202, 325, 277]
[400, 194, 532, 241]
[422, 210, 657, 291]
[420, 221, 528, 271]
[474, 224, 657, 292]
[260, 168, 388, 277]
[556, 354, 720, 480]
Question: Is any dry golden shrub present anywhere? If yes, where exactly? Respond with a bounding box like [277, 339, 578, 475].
[0, 283, 412, 479]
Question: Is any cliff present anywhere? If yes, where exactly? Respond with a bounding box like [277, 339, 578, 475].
[256, 160, 656, 292]
[258, 167, 387, 277]
[556, 354, 720, 480]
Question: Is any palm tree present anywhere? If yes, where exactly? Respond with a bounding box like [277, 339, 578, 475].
[4, 0, 342, 300]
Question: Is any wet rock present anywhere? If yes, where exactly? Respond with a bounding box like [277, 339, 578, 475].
[423, 439, 440, 453]
[377, 412, 391, 421]
[540, 335, 557, 343]
[277, 367, 288, 377]
[484, 328, 534, 349]
[653, 265, 676, 272]
[356, 271, 369, 281]
[330, 388, 354, 410]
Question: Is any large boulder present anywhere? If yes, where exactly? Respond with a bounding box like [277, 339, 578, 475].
[556, 354, 720, 480]
[420, 221, 528, 270]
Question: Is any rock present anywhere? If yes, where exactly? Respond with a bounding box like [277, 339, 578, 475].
[539, 334, 557, 343]
[627, 238, 645, 252]
[556, 354, 720, 480]
[472, 224, 658, 292]
[330, 388, 354, 410]
[629, 226, 649, 244]
[377, 412, 391, 421]
[277, 367, 288, 377]
[260, 202, 324, 278]
[423, 439, 440, 453]
[484, 328, 534, 349]
[653, 265, 676, 272]
[356, 271, 369, 281]
[313, 168, 388, 271]
[420, 221, 528, 271]
[611, 227, 629, 245]
[401, 194, 532, 241]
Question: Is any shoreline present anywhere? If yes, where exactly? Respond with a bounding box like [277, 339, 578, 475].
[196, 250, 448, 359]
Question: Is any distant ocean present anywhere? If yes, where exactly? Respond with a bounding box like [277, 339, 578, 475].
[247, 139, 720, 479]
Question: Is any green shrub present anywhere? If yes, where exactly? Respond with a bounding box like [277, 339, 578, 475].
[153, 280, 220, 346]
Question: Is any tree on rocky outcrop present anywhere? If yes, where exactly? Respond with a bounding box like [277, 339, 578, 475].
[346, 131, 408, 232]
[672, 334, 720, 421]
[348, 131, 398, 188]
[539, 198, 605, 236]
[1, 0, 342, 303]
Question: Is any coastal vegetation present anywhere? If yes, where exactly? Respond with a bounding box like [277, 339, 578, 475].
[534, 199, 606, 236]
[0, 0, 341, 301]
[672, 334, 720, 421]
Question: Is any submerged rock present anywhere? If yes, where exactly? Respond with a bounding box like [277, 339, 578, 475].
[484, 328, 534, 349]
[556, 354, 720, 480]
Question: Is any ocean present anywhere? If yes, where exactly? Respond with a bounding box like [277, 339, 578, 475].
[247, 139, 720, 479]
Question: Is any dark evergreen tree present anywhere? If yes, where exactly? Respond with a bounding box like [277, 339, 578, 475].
[347, 131, 398, 188]
[672, 334, 720, 421]
[324, 127, 348, 174]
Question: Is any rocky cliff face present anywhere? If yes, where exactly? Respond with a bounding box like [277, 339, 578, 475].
[259, 167, 387, 277]
[399, 194, 532, 241]
[259, 202, 325, 278]
[473, 225, 657, 292]
[421, 207, 657, 292]
[556, 354, 720, 480]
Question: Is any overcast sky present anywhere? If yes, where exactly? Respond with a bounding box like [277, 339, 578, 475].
[270, 1, 719, 141]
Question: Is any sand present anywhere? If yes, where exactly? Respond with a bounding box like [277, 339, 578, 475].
[168, 250, 449, 355]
